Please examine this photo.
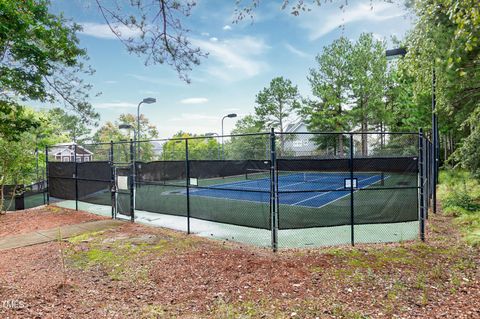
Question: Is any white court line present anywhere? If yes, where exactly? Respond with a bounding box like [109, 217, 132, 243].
[278, 176, 330, 189]
[316, 175, 391, 209]
[290, 186, 344, 205]
[290, 174, 384, 206]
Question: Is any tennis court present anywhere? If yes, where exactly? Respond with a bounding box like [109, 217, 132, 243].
[46, 131, 431, 249]
[190, 170, 387, 208]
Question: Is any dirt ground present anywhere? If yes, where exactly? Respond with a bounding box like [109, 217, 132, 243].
[0, 206, 478, 318]
[0, 206, 108, 238]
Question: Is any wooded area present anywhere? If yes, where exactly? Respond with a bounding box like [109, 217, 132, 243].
[1, 0, 479, 211]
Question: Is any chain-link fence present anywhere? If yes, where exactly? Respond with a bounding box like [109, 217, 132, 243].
[44, 130, 432, 250]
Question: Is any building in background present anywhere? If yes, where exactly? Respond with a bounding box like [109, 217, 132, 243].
[50, 143, 93, 162]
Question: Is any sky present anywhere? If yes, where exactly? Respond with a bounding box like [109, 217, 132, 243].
[47, 0, 414, 138]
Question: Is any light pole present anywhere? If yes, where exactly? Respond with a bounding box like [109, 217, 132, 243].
[385, 48, 407, 147]
[137, 97, 156, 159]
[221, 113, 237, 160]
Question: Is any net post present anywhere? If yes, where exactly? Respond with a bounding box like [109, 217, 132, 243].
[185, 138, 191, 234]
[270, 128, 278, 252]
[129, 139, 135, 222]
[349, 133, 355, 246]
[74, 144, 78, 211]
[45, 145, 49, 205]
[110, 140, 115, 219]
[418, 129, 425, 241]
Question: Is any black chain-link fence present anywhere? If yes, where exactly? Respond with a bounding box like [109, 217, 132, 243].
[44, 130, 433, 250]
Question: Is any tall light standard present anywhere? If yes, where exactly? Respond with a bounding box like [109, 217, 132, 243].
[137, 97, 156, 158]
[221, 113, 237, 159]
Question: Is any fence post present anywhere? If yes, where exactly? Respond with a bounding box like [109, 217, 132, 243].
[185, 138, 191, 234]
[74, 144, 78, 211]
[45, 146, 49, 205]
[129, 139, 135, 222]
[270, 128, 278, 252]
[110, 140, 115, 219]
[349, 134, 355, 246]
[419, 129, 426, 241]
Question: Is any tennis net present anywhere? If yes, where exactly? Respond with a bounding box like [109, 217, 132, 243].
[245, 168, 385, 184]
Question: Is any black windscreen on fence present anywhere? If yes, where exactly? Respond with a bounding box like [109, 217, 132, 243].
[77, 161, 112, 206]
[48, 162, 76, 200]
[48, 161, 112, 206]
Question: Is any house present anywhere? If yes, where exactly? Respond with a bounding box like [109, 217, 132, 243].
[283, 121, 316, 157]
[50, 143, 93, 162]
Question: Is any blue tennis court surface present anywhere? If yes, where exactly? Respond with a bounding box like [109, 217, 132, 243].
[190, 173, 388, 208]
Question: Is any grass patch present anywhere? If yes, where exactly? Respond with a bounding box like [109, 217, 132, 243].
[67, 231, 198, 281]
[209, 298, 370, 319]
[68, 230, 105, 244]
[438, 170, 480, 246]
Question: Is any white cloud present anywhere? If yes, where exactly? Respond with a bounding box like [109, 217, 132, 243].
[300, 2, 405, 40]
[94, 102, 137, 109]
[210, 37, 219, 42]
[80, 22, 142, 39]
[201, 32, 210, 36]
[180, 97, 209, 104]
[192, 36, 269, 81]
[284, 43, 310, 58]
[223, 25, 232, 30]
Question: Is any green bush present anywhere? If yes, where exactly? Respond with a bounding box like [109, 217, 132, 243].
[439, 169, 480, 247]
[443, 191, 480, 212]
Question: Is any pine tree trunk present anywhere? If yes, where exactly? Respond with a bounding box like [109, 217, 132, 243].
[361, 101, 368, 156]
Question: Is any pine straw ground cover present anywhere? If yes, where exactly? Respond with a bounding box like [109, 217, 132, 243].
[0, 210, 478, 318]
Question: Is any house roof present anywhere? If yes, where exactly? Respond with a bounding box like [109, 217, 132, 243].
[285, 121, 306, 133]
[51, 143, 93, 156]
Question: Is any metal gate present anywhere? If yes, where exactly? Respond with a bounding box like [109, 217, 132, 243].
[113, 166, 133, 220]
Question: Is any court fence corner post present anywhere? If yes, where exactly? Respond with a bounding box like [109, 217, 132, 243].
[45, 145, 49, 205]
[129, 138, 135, 222]
[270, 128, 278, 252]
[74, 144, 78, 211]
[110, 140, 115, 220]
[185, 138, 191, 234]
[349, 133, 355, 247]
[419, 129, 426, 242]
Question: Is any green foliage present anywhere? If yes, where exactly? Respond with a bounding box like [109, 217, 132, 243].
[93, 113, 159, 161]
[438, 170, 480, 246]
[401, 0, 480, 171]
[161, 131, 221, 160]
[0, 101, 39, 141]
[299, 33, 387, 155]
[349, 34, 388, 155]
[255, 77, 300, 131]
[0, 124, 37, 212]
[224, 115, 270, 160]
[443, 191, 480, 213]
[48, 108, 92, 143]
[451, 125, 480, 179]
[300, 37, 352, 155]
[0, 0, 98, 132]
